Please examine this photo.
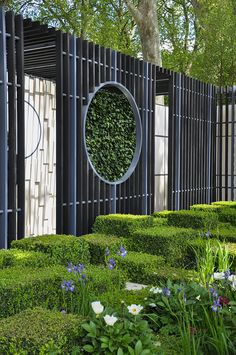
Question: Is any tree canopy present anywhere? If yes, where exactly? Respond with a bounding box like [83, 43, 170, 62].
[3, 0, 236, 85]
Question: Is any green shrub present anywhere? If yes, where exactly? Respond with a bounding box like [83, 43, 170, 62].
[81, 234, 127, 264]
[227, 243, 236, 271]
[85, 89, 136, 182]
[167, 210, 219, 229]
[212, 201, 236, 209]
[152, 210, 173, 218]
[118, 251, 165, 283]
[190, 204, 222, 212]
[0, 265, 125, 318]
[0, 249, 53, 269]
[127, 226, 198, 267]
[11, 234, 90, 265]
[0, 307, 83, 354]
[210, 226, 236, 243]
[218, 208, 236, 226]
[92, 214, 153, 237]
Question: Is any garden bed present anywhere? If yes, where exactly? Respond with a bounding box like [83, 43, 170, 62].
[0, 201, 235, 354]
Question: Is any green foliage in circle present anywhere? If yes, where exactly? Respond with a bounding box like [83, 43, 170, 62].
[85, 89, 136, 182]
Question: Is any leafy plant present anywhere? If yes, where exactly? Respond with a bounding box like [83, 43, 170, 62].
[86, 89, 136, 182]
[73, 301, 158, 354]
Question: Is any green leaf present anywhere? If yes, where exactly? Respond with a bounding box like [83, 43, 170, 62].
[83, 345, 94, 353]
[135, 340, 143, 354]
[82, 323, 92, 333]
[117, 348, 124, 355]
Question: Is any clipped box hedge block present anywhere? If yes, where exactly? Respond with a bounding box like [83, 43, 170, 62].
[210, 226, 236, 243]
[0, 265, 125, 318]
[11, 234, 90, 265]
[0, 307, 83, 354]
[218, 208, 236, 226]
[152, 210, 173, 218]
[118, 251, 165, 283]
[167, 210, 219, 229]
[81, 233, 127, 265]
[127, 226, 199, 267]
[0, 249, 53, 269]
[190, 204, 222, 212]
[212, 201, 236, 209]
[92, 214, 153, 237]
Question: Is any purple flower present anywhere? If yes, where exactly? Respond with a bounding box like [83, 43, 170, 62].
[224, 270, 230, 279]
[67, 263, 72, 273]
[209, 287, 218, 299]
[78, 263, 84, 271]
[211, 298, 222, 312]
[162, 287, 171, 297]
[120, 246, 127, 258]
[105, 247, 109, 256]
[61, 280, 75, 292]
[108, 258, 116, 270]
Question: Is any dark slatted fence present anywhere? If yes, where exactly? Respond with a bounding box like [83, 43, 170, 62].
[216, 87, 236, 200]
[0, 9, 25, 248]
[1, 7, 236, 246]
[168, 73, 217, 210]
[56, 34, 156, 236]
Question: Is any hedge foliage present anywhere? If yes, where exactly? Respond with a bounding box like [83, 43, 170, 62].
[81, 233, 127, 264]
[0, 265, 125, 318]
[218, 208, 236, 226]
[0, 249, 53, 269]
[11, 234, 90, 265]
[118, 251, 165, 283]
[93, 214, 153, 237]
[210, 226, 236, 243]
[190, 204, 222, 212]
[126, 226, 199, 267]
[85, 89, 136, 182]
[167, 210, 219, 229]
[0, 307, 83, 354]
[152, 210, 173, 218]
[212, 201, 236, 208]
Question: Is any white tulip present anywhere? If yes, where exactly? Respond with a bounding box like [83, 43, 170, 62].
[228, 274, 236, 282]
[232, 280, 236, 291]
[91, 301, 104, 315]
[150, 287, 162, 294]
[213, 272, 225, 280]
[127, 304, 143, 315]
[103, 315, 118, 326]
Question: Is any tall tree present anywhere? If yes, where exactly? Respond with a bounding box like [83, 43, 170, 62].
[124, 0, 162, 65]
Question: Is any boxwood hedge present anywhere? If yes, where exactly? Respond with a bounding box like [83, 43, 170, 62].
[0, 307, 84, 354]
[92, 214, 153, 237]
[167, 210, 219, 230]
[11, 234, 90, 265]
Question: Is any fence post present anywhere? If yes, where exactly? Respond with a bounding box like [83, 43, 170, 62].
[0, 7, 8, 248]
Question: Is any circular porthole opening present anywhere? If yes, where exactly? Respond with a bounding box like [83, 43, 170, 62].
[84, 82, 142, 184]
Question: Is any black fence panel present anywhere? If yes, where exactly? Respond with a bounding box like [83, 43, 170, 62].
[0, 8, 25, 248]
[55, 33, 156, 236]
[216, 87, 236, 200]
[168, 73, 217, 210]
[1, 7, 235, 245]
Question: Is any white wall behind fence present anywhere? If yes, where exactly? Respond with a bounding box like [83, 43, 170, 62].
[154, 103, 169, 211]
[25, 76, 56, 236]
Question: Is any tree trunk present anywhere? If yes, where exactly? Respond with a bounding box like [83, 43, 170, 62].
[124, 0, 162, 66]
